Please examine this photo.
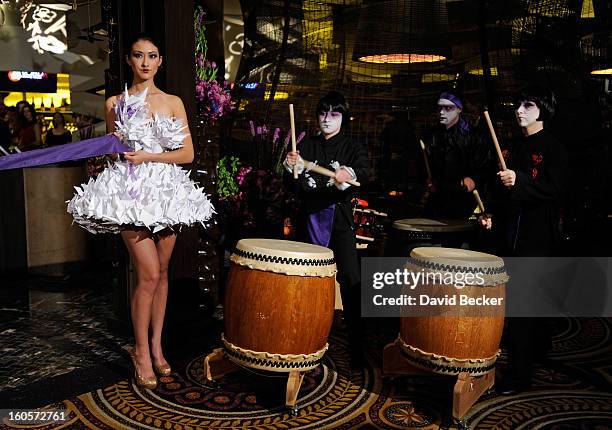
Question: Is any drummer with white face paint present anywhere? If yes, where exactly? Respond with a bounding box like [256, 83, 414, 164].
[438, 97, 462, 129]
[284, 91, 369, 367]
[420, 91, 493, 220]
[318, 109, 343, 138]
[488, 85, 568, 395]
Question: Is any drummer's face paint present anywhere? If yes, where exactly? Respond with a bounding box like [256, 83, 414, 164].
[438, 99, 461, 129]
[318, 110, 343, 139]
[515, 101, 541, 128]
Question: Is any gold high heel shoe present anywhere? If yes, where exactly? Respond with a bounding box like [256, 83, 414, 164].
[153, 361, 171, 376]
[128, 348, 157, 389]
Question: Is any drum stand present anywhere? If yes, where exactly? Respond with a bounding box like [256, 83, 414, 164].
[383, 341, 495, 430]
[204, 348, 306, 415]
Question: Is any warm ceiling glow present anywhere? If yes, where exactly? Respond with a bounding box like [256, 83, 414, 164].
[421, 73, 455, 83]
[469, 67, 499, 76]
[591, 68, 612, 75]
[581, 0, 595, 18]
[358, 54, 446, 64]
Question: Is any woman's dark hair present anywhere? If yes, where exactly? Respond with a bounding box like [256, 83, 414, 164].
[19, 103, 37, 125]
[316, 91, 350, 117]
[16, 100, 27, 113]
[515, 85, 556, 121]
[52, 111, 66, 127]
[125, 32, 162, 57]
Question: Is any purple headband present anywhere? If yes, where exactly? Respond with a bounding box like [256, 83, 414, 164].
[439, 92, 463, 109]
[439, 91, 469, 133]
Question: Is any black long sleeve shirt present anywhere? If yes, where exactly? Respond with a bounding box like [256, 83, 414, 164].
[422, 123, 493, 219]
[494, 129, 568, 256]
[292, 132, 368, 231]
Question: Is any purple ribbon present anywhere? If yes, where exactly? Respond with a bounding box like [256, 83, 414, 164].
[0, 135, 132, 171]
[307, 204, 336, 247]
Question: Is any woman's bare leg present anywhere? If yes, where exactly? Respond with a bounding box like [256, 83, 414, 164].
[149, 232, 176, 369]
[121, 229, 160, 380]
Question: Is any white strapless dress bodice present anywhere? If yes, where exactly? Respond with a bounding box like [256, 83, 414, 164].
[67, 88, 214, 234]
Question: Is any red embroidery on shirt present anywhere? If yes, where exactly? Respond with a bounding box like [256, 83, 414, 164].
[532, 153, 543, 165]
[532, 167, 538, 178]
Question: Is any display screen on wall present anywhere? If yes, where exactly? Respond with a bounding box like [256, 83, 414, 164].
[20, 3, 71, 54]
[0, 71, 58, 93]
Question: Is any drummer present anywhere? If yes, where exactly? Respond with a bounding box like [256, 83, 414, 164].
[284, 91, 369, 366]
[421, 91, 493, 219]
[485, 85, 568, 394]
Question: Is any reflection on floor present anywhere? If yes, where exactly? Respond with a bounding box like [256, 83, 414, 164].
[0, 274, 132, 390]
[1, 274, 611, 429]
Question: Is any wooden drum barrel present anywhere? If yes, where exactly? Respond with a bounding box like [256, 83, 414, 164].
[223, 239, 337, 372]
[398, 247, 508, 376]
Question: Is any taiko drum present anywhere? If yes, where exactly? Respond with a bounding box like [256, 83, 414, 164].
[399, 247, 508, 376]
[222, 239, 336, 372]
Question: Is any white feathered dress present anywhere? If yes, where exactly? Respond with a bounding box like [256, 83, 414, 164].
[67, 88, 214, 234]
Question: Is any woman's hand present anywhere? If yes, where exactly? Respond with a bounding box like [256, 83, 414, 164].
[108, 131, 125, 141]
[123, 150, 154, 165]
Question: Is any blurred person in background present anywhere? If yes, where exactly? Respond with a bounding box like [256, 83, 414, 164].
[4, 107, 20, 147]
[0, 100, 10, 149]
[45, 112, 72, 146]
[18, 103, 42, 151]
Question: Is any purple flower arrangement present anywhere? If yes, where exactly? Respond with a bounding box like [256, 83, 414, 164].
[217, 158, 298, 240]
[248, 120, 305, 174]
[194, 6, 234, 125]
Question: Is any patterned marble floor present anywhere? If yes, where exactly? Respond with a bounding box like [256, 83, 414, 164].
[0, 273, 132, 390]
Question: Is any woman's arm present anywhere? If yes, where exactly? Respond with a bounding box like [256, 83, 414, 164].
[105, 96, 117, 134]
[124, 95, 194, 165]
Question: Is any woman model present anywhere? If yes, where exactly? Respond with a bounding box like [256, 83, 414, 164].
[67, 34, 214, 389]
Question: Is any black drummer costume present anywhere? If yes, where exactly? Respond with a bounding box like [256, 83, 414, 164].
[422, 92, 493, 219]
[491, 87, 568, 394]
[285, 115, 368, 361]
[493, 129, 568, 256]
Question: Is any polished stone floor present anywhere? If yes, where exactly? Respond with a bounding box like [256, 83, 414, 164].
[0, 273, 132, 390]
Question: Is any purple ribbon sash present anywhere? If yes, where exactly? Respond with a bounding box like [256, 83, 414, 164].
[307, 204, 336, 247]
[0, 135, 132, 171]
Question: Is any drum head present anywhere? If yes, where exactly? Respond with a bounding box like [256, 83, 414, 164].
[392, 218, 475, 233]
[408, 247, 508, 285]
[231, 239, 336, 277]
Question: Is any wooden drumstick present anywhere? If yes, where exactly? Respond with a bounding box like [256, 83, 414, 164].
[483, 110, 507, 171]
[472, 189, 486, 213]
[302, 158, 361, 187]
[419, 139, 432, 181]
[289, 104, 298, 179]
